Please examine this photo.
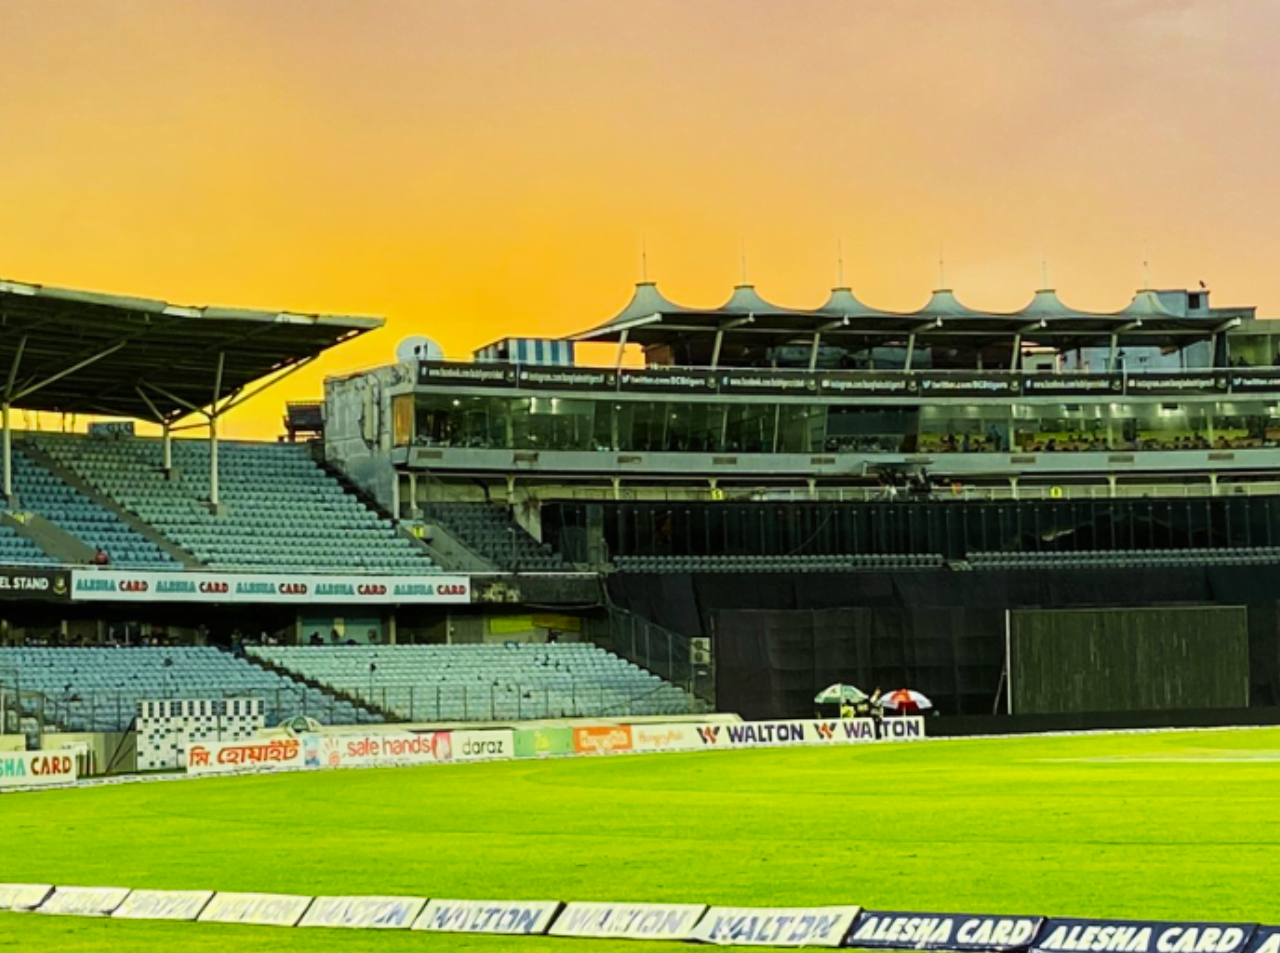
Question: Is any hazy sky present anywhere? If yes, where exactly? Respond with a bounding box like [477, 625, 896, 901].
[3, 0, 1278, 437]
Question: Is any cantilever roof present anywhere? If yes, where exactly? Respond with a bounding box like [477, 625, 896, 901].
[0, 278, 383, 420]
[573, 282, 1251, 350]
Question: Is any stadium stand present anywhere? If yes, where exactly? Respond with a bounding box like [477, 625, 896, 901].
[0, 523, 57, 565]
[427, 503, 570, 571]
[0, 645, 379, 731]
[30, 435, 438, 573]
[968, 548, 1280, 569]
[612, 553, 944, 573]
[5, 450, 176, 568]
[249, 642, 700, 721]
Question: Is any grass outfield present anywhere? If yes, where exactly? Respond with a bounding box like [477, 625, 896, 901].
[2, 727, 1279, 951]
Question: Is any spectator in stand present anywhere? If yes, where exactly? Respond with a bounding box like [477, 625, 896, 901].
[92, 548, 110, 566]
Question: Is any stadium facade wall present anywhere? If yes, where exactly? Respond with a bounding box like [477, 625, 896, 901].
[607, 567, 1280, 719]
[546, 498, 1280, 562]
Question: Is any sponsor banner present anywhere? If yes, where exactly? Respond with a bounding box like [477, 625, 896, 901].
[0, 884, 52, 911]
[38, 886, 131, 917]
[573, 725, 633, 755]
[418, 361, 517, 388]
[414, 899, 561, 935]
[301, 729, 510, 771]
[1023, 375, 1122, 397]
[0, 567, 70, 602]
[920, 374, 1022, 397]
[307, 731, 453, 770]
[71, 570, 469, 605]
[300, 896, 426, 930]
[696, 718, 883, 748]
[0, 750, 78, 789]
[456, 729, 514, 761]
[718, 370, 819, 395]
[619, 368, 717, 393]
[198, 892, 314, 927]
[881, 716, 928, 740]
[514, 726, 574, 758]
[1228, 371, 1280, 395]
[113, 890, 214, 921]
[1031, 919, 1256, 953]
[692, 905, 862, 947]
[187, 738, 304, 776]
[1124, 374, 1228, 396]
[549, 902, 709, 941]
[1246, 929, 1280, 953]
[846, 912, 1043, 951]
[819, 373, 919, 396]
[631, 723, 704, 752]
[517, 366, 617, 391]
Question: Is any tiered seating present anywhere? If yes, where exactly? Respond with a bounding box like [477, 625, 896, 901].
[969, 548, 1280, 570]
[5, 450, 176, 568]
[613, 553, 944, 573]
[250, 642, 698, 721]
[0, 523, 57, 565]
[33, 435, 439, 573]
[0, 646, 379, 730]
[428, 503, 569, 571]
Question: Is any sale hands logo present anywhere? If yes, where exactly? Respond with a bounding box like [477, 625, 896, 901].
[321, 738, 343, 768]
[573, 726, 632, 754]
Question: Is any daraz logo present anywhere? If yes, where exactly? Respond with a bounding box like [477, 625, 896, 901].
[697, 726, 721, 745]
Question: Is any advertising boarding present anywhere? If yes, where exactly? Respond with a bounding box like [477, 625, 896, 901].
[846, 912, 1044, 951]
[0, 750, 78, 789]
[186, 738, 305, 776]
[691, 905, 862, 947]
[69, 569, 470, 605]
[1031, 919, 1256, 953]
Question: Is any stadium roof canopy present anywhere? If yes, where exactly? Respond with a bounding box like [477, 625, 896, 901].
[572, 282, 1253, 353]
[0, 278, 383, 421]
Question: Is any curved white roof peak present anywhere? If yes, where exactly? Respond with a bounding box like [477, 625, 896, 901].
[720, 283, 785, 314]
[920, 289, 980, 318]
[607, 281, 687, 324]
[817, 287, 884, 316]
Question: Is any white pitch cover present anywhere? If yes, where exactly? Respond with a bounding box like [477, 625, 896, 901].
[112, 889, 215, 921]
[299, 895, 426, 930]
[549, 902, 710, 940]
[0, 883, 53, 912]
[691, 905, 862, 947]
[37, 886, 132, 917]
[198, 892, 314, 927]
[413, 899, 561, 935]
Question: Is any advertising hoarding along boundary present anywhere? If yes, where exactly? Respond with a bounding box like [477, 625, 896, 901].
[691, 905, 862, 947]
[846, 912, 1044, 950]
[1031, 919, 1255, 953]
[299, 896, 426, 930]
[414, 899, 562, 935]
[187, 730, 513, 776]
[549, 902, 709, 941]
[69, 569, 469, 605]
[0, 750, 78, 789]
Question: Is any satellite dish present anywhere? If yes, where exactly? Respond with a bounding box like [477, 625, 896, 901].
[396, 336, 443, 363]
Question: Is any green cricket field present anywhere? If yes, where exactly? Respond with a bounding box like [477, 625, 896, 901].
[1, 727, 1277, 951]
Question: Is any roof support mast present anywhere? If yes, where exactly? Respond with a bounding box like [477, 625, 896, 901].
[209, 351, 225, 512]
[3, 334, 26, 503]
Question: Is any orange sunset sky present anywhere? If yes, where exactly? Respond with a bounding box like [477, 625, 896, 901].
[3, 0, 1279, 439]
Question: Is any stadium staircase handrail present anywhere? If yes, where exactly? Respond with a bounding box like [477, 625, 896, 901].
[238, 649, 382, 721]
[599, 599, 714, 708]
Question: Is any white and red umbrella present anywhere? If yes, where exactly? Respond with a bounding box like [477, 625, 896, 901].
[876, 689, 932, 712]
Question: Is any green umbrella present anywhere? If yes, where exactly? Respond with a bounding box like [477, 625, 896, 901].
[814, 683, 868, 705]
